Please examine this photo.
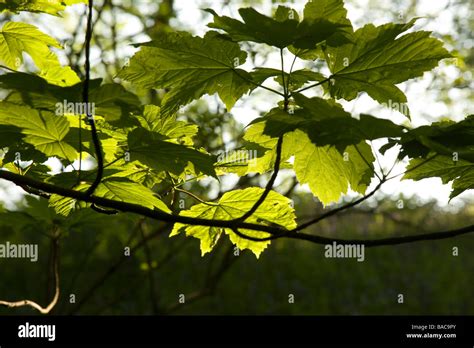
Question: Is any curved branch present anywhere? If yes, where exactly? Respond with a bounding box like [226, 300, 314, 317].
[0, 237, 60, 314]
[286, 223, 474, 247]
[82, 0, 104, 196]
[0, 170, 473, 248]
[234, 135, 284, 222]
[294, 181, 384, 232]
[0, 170, 285, 234]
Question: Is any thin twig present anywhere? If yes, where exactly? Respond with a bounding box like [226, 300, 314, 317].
[0, 236, 60, 314]
[290, 77, 331, 96]
[234, 135, 284, 222]
[83, 0, 104, 196]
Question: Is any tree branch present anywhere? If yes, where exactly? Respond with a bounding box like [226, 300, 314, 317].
[286, 223, 474, 247]
[1, 170, 473, 248]
[0, 236, 60, 314]
[234, 135, 284, 222]
[82, 0, 104, 196]
[294, 181, 384, 233]
[290, 77, 331, 96]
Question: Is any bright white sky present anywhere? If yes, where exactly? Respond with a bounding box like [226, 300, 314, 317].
[0, 0, 472, 210]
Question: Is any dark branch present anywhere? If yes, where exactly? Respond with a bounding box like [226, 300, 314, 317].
[286, 223, 474, 247]
[82, 0, 104, 196]
[234, 135, 284, 222]
[294, 181, 383, 232]
[290, 77, 331, 96]
[1, 170, 473, 248]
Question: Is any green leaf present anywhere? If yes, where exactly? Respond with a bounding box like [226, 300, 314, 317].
[244, 109, 376, 204]
[323, 19, 452, 118]
[118, 31, 253, 116]
[241, 121, 295, 175]
[134, 105, 198, 146]
[286, 130, 375, 205]
[394, 115, 474, 162]
[103, 163, 167, 188]
[250, 68, 284, 86]
[214, 145, 285, 176]
[48, 178, 171, 216]
[128, 128, 216, 178]
[302, 0, 353, 46]
[274, 6, 299, 22]
[89, 83, 142, 125]
[205, 6, 350, 50]
[1, 141, 48, 165]
[38, 65, 80, 87]
[0, 72, 101, 104]
[403, 155, 474, 199]
[171, 187, 296, 257]
[93, 178, 171, 213]
[205, 7, 299, 48]
[0, 0, 85, 16]
[49, 192, 87, 217]
[0, 102, 77, 161]
[288, 0, 353, 59]
[0, 21, 60, 69]
[253, 95, 405, 152]
[0, 73, 139, 124]
[0, 22, 79, 86]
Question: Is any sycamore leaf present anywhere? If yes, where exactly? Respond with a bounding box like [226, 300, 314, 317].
[0, 102, 77, 161]
[204, 7, 299, 48]
[253, 95, 405, 152]
[323, 19, 451, 118]
[171, 187, 296, 257]
[250, 68, 285, 87]
[92, 178, 171, 213]
[244, 111, 375, 204]
[1, 141, 48, 164]
[118, 31, 253, 117]
[205, 5, 351, 49]
[0, 73, 139, 122]
[0, 22, 60, 69]
[213, 143, 292, 176]
[128, 128, 216, 178]
[302, 0, 353, 46]
[89, 83, 142, 125]
[103, 163, 167, 189]
[239, 121, 295, 175]
[288, 0, 354, 59]
[403, 155, 474, 199]
[38, 65, 80, 87]
[0, 72, 101, 105]
[48, 178, 171, 216]
[286, 130, 375, 205]
[0, 22, 80, 86]
[389, 115, 474, 163]
[134, 105, 198, 146]
[274, 5, 299, 22]
[0, 0, 85, 16]
[49, 191, 88, 217]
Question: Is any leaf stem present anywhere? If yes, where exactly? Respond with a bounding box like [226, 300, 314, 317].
[291, 77, 331, 96]
[232, 68, 285, 97]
